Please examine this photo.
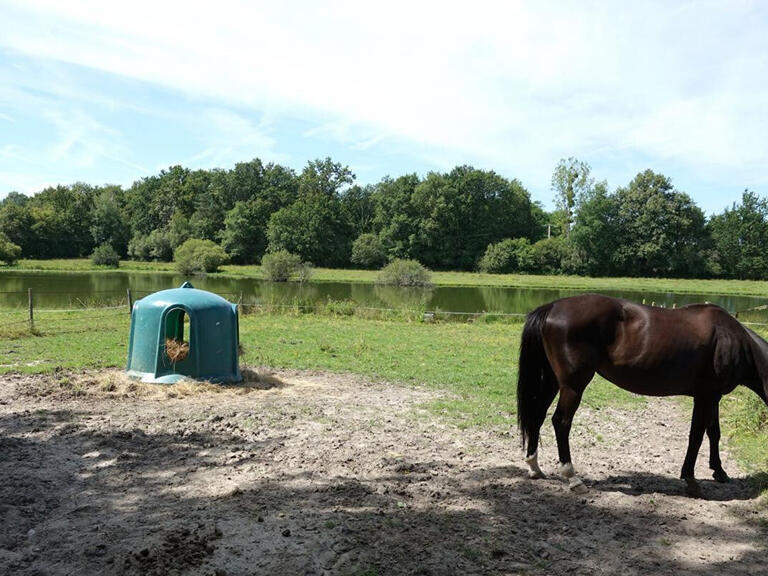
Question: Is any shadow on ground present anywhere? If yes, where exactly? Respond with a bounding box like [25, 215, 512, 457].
[1, 407, 766, 576]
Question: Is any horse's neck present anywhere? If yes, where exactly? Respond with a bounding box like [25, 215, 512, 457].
[745, 328, 768, 405]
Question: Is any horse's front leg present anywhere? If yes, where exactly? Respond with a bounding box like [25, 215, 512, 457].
[681, 394, 717, 497]
[707, 399, 730, 483]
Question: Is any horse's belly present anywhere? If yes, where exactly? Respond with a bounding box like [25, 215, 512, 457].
[597, 365, 696, 396]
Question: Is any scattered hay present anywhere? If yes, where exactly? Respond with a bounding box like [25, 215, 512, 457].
[20, 366, 286, 399]
[165, 338, 190, 362]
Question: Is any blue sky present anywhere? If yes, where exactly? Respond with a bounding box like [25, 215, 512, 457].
[1, 0, 767, 214]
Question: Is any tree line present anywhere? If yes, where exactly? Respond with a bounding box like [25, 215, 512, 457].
[0, 156, 766, 279]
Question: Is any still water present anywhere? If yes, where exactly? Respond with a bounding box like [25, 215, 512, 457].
[1, 271, 766, 321]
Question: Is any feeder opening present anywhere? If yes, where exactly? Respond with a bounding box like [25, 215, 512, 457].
[164, 307, 190, 362]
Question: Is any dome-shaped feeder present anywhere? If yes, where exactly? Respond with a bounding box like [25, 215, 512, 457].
[126, 282, 242, 383]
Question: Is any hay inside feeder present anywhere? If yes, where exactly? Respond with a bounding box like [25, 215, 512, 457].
[165, 338, 190, 362]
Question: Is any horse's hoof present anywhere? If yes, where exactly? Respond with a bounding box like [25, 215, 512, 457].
[683, 478, 703, 498]
[525, 452, 545, 479]
[569, 477, 588, 494]
[712, 469, 730, 483]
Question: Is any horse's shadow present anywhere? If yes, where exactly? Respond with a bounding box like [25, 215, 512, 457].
[588, 471, 767, 501]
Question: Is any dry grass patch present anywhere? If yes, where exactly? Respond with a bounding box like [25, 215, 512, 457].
[20, 366, 285, 399]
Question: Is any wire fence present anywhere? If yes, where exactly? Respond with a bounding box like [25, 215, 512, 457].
[2, 288, 768, 336]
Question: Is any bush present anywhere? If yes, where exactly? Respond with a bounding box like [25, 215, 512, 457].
[261, 250, 313, 282]
[351, 233, 387, 268]
[376, 259, 432, 286]
[0, 232, 22, 265]
[478, 238, 534, 273]
[531, 237, 583, 275]
[174, 239, 228, 274]
[128, 229, 173, 262]
[90, 243, 120, 268]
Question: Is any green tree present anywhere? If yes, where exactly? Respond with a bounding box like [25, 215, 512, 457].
[0, 201, 35, 257]
[709, 190, 768, 279]
[570, 181, 619, 276]
[90, 186, 131, 257]
[612, 170, 708, 276]
[168, 211, 192, 249]
[410, 167, 538, 269]
[266, 159, 354, 266]
[350, 233, 387, 268]
[372, 174, 422, 261]
[220, 200, 265, 264]
[551, 157, 592, 238]
[0, 232, 22, 265]
[341, 184, 376, 236]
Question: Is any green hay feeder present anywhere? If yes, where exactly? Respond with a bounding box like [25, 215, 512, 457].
[126, 282, 242, 383]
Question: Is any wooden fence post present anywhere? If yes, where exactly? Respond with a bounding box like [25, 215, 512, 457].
[127, 289, 133, 314]
[28, 288, 34, 330]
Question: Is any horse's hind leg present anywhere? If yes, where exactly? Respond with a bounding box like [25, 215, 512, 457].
[551, 370, 593, 493]
[707, 399, 729, 483]
[524, 384, 558, 479]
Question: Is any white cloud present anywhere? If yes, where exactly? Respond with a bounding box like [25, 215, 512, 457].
[1, 0, 767, 203]
[180, 108, 286, 169]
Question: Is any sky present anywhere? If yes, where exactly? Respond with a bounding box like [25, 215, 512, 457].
[0, 0, 767, 214]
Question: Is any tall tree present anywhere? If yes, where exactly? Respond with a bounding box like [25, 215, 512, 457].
[90, 185, 131, 256]
[709, 190, 768, 279]
[372, 174, 422, 261]
[612, 170, 707, 276]
[410, 166, 538, 269]
[266, 159, 354, 266]
[570, 181, 618, 275]
[551, 157, 592, 238]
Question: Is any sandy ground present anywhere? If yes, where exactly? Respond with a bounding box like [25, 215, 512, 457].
[0, 369, 766, 576]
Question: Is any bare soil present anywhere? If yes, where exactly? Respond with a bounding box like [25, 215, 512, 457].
[1, 369, 766, 576]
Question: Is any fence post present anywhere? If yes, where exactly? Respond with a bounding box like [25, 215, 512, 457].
[127, 289, 133, 315]
[28, 288, 34, 330]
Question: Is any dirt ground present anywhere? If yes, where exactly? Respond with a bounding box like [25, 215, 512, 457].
[1, 369, 766, 576]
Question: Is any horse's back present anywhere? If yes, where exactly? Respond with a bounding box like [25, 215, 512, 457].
[540, 294, 751, 396]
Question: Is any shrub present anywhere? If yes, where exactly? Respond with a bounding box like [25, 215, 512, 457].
[527, 237, 584, 275]
[174, 239, 228, 274]
[128, 229, 173, 262]
[90, 243, 120, 268]
[376, 259, 432, 287]
[0, 232, 22, 265]
[478, 238, 534, 273]
[351, 233, 387, 268]
[261, 250, 313, 282]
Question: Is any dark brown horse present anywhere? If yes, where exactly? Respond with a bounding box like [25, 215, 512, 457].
[517, 293, 768, 497]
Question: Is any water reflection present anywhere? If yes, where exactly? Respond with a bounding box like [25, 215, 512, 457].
[1, 271, 767, 322]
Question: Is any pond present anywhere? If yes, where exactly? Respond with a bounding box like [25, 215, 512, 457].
[1, 271, 767, 322]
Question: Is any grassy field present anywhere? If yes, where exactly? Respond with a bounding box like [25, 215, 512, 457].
[7, 258, 768, 297]
[1, 306, 765, 476]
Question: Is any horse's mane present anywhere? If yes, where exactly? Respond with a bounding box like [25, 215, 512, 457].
[742, 326, 768, 402]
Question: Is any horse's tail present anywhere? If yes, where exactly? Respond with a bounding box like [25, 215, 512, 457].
[517, 303, 557, 451]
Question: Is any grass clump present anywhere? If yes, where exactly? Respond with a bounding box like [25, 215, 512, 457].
[377, 259, 432, 287]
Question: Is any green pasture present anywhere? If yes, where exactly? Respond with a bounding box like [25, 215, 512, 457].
[0, 307, 765, 477]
